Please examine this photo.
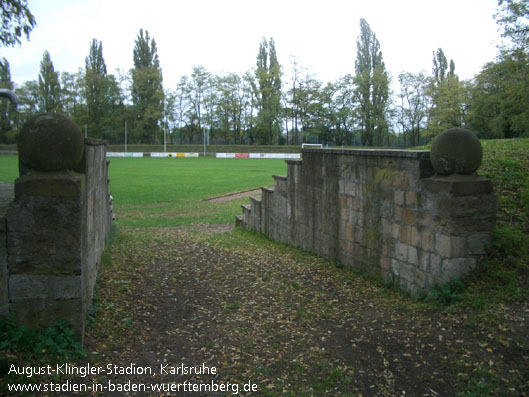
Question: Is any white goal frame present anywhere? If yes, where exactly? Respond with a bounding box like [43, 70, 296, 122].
[301, 143, 323, 149]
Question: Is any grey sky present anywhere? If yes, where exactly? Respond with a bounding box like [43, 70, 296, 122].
[2, 0, 502, 90]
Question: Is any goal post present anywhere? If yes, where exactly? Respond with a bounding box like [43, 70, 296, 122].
[301, 143, 323, 149]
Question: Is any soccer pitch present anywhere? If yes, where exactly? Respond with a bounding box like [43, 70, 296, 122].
[0, 156, 288, 227]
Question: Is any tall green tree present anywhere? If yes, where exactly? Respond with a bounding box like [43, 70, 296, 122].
[186, 65, 210, 143]
[469, 50, 529, 138]
[14, 79, 38, 127]
[60, 70, 85, 125]
[396, 71, 430, 146]
[0, 0, 35, 48]
[354, 19, 389, 146]
[131, 29, 164, 143]
[0, 58, 17, 142]
[84, 39, 107, 137]
[38, 50, 62, 113]
[255, 38, 282, 144]
[432, 48, 455, 86]
[427, 49, 467, 136]
[495, 0, 529, 49]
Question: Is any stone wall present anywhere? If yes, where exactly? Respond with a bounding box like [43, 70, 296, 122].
[237, 145, 497, 296]
[1, 114, 112, 341]
[0, 210, 7, 317]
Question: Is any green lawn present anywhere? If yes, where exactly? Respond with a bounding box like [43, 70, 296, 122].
[0, 156, 17, 182]
[109, 157, 287, 227]
[0, 156, 288, 227]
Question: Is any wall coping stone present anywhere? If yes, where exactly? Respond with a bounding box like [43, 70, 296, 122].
[285, 159, 302, 165]
[85, 138, 108, 146]
[273, 175, 287, 181]
[421, 175, 493, 196]
[302, 148, 430, 159]
[262, 186, 274, 193]
[15, 170, 84, 198]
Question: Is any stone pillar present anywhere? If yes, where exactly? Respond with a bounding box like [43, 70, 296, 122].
[0, 215, 7, 317]
[6, 113, 87, 339]
[419, 128, 497, 289]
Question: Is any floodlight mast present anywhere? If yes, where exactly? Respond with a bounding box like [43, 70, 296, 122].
[164, 97, 167, 153]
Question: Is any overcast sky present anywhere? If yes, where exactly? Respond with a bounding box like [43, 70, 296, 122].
[2, 0, 502, 90]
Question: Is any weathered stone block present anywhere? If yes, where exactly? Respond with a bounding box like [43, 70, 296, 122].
[11, 298, 83, 334]
[419, 251, 430, 272]
[392, 171, 410, 188]
[394, 189, 405, 206]
[48, 276, 82, 300]
[399, 262, 414, 284]
[391, 258, 400, 277]
[467, 232, 493, 255]
[391, 223, 400, 240]
[403, 208, 415, 225]
[0, 221, 8, 317]
[9, 274, 48, 301]
[381, 218, 392, 237]
[399, 225, 411, 245]
[415, 211, 433, 227]
[435, 234, 466, 258]
[414, 269, 425, 288]
[405, 191, 417, 207]
[420, 229, 435, 252]
[380, 256, 391, 272]
[408, 245, 418, 265]
[421, 174, 493, 196]
[396, 241, 408, 261]
[441, 257, 477, 283]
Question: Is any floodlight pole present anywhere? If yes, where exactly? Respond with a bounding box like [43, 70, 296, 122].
[203, 128, 206, 158]
[124, 120, 127, 153]
[163, 97, 167, 153]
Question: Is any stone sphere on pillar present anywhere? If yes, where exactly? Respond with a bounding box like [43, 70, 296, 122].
[17, 113, 84, 172]
[429, 128, 483, 176]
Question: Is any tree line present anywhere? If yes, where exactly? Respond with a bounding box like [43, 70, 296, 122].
[1, 0, 528, 146]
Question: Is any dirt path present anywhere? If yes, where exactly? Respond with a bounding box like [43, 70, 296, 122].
[202, 188, 267, 203]
[80, 225, 528, 396]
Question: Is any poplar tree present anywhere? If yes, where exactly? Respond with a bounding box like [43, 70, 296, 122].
[255, 38, 282, 144]
[85, 39, 108, 138]
[38, 50, 62, 113]
[131, 29, 164, 143]
[353, 19, 389, 146]
[427, 48, 465, 136]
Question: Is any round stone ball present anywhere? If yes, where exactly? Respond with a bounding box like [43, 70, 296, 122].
[18, 113, 84, 171]
[430, 128, 483, 175]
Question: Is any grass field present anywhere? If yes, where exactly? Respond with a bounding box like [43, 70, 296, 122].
[109, 157, 287, 227]
[0, 156, 288, 227]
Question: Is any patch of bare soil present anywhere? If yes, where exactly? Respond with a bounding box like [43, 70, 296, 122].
[202, 188, 267, 203]
[79, 225, 529, 396]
